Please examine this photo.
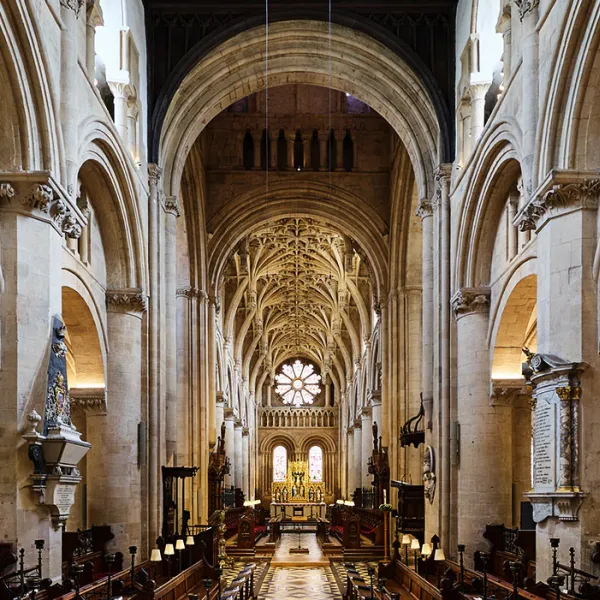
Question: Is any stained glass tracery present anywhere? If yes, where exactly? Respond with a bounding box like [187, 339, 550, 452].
[274, 359, 321, 407]
[273, 445, 287, 482]
[308, 446, 323, 482]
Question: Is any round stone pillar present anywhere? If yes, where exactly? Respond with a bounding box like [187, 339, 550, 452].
[453, 288, 512, 557]
[234, 421, 243, 490]
[361, 408, 373, 488]
[346, 429, 355, 496]
[242, 427, 250, 497]
[87, 293, 145, 552]
[353, 422, 362, 495]
[223, 411, 235, 487]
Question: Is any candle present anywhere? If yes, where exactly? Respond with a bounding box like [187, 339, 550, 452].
[383, 489, 387, 504]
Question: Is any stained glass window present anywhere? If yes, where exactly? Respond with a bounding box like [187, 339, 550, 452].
[308, 446, 323, 482]
[274, 359, 322, 407]
[273, 445, 287, 482]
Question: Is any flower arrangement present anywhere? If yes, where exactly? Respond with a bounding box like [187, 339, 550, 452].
[379, 503, 393, 511]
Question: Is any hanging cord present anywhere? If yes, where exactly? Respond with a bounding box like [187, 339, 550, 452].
[265, 0, 269, 200]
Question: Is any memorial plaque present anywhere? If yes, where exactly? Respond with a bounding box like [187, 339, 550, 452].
[53, 484, 76, 515]
[533, 393, 556, 490]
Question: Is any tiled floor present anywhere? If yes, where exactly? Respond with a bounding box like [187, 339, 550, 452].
[260, 566, 342, 600]
[271, 531, 329, 565]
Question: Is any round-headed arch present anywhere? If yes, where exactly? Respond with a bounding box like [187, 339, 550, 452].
[159, 20, 443, 204]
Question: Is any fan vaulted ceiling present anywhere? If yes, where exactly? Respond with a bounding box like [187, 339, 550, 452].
[221, 217, 374, 387]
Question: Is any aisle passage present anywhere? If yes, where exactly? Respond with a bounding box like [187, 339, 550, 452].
[260, 567, 342, 600]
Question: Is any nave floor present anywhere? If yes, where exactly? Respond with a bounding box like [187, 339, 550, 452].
[259, 566, 341, 600]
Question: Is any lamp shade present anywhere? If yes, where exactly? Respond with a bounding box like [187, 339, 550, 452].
[401, 534, 411, 546]
[186, 536, 195, 546]
[411, 538, 421, 550]
[150, 548, 162, 562]
[336, 499, 344, 505]
[422, 543, 432, 557]
[175, 539, 185, 551]
[164, 543, 175, 556]
[434, 549, 446, 561]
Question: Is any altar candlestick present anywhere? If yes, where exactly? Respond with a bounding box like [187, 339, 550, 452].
[383, 489, 387, 504]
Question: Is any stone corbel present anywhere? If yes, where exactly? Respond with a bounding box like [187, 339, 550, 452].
[416, 198, 433, 220]
[367, 389, 382, 406]
[70, 387, 107, 415]
[106, 289, 148, 313]
[163, 195, 181, 218]
[514, 170, 600, 232]
[216, 391, 228, 405]
[0, 173, 87, 238]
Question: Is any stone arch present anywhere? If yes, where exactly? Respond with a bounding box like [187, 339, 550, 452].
[159, 21, 444, 204]
[0, 1, 60, 172]
[455, 129, 523, 290]
[207, 181, 388, 300]
[537, 0, 600, 175]
[490, 270, 537, 379]
[77, 127, 146, 291]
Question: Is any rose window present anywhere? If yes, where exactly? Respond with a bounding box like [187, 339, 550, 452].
[274, 359, 322, 407]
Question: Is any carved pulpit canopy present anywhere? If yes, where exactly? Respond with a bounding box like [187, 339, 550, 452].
[522, 349, 586, 523]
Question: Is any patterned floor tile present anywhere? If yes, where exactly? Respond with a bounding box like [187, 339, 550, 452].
[260, 567, 342, 600]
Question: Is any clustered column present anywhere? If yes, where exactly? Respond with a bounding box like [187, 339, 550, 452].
[361, 408, 373, 488]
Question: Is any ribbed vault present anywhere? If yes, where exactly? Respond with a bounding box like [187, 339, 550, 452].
[220, 217, 374, 394]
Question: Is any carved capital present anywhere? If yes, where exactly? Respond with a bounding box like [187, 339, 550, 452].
[70, 388, 107, 415]
[106, 290, 148, 313]
[86, 1, 104, 27]
[0, 174, 88, 238]
[515, 177, 600, 232]
[177, 287, 207, 302]
[416, 198, 433, 220]
[60, 0, 85, 16]
[514, 0, 539, 20]
[163, 195, 181, 217]
[148, 164, 162, 187]
[451, 287, 490, 320]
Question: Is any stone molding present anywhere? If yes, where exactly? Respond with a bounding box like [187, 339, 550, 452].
[70, 387, 107, 415]
[60, 0, 84, 16]
[451, 287, 490, 320]
[0, 173, 87, 239]
[241, 427, 249, 436]
[514, 0, 539, 20]
[216, 391, 228, 404]
[106, 290, 148, 313]
[490, 379, 530, 406]
[367, 389, 382, 405]
[176, 287, 207, 301]
[514, 171, 600, 232]
[86, 1, 104, 27]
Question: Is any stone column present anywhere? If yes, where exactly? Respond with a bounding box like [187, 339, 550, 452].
[346, 429, 355, 496]
[234, 421, 243, 490]
[507, 190, 519, 261]
[370, 391, 382, 432]
[469, 84, 488, 143]
[497, 4, 512, 78]
[224, 410, 235, 487]
[318, 133, 327, 171]
[85, 2, 103, 78]
[242, 427, 250, 497]
[60, 0, 82, 191]
[109, 83, 134, 146]
[287, 133, 295, 169]
[215, 392, 226, 439]
[147, 165, 161, 546]
[361, 408, 373, 488]
[163, 197, 180, 465]
[520, 0, 539, 197]
[87, 292, 145, 553]
[453, 288, 512, 558]
[353, 422, 362, 494]
[417, 199, 434, 427]
[253, 133, 261, 169]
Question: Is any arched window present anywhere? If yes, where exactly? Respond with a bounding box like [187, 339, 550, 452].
[273, 446, 287, 482]
[308, 446, 323, 482]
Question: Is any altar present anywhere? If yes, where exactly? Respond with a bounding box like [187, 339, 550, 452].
[270, 459, 326, 518]
[270, 502, 326, 520]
